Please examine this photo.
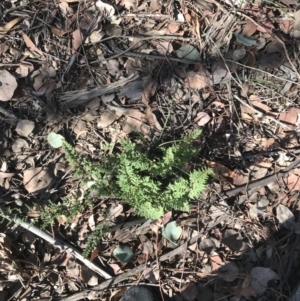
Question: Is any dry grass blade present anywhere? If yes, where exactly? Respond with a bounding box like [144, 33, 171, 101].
[0, 17, 22, 33]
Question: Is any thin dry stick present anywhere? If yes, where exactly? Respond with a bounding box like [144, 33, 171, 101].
[0, 106, 17, 122]
[60, 233, 202, 301]
[0, 211, 112, 280]
[233, 95, 291, 129]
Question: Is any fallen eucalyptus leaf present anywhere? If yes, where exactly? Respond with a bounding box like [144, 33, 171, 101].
[235, 33, 256, 46]
[162, 221, 182, 246]
[176, 45, 201, 61]
[113, 245, 134, 263]
[47, 132, 65, 148]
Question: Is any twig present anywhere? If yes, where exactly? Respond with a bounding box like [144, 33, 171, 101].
[0, 106, 17, 124]
[59, 74, 139, 108]
[104, 50, 199, 64]
[0, 211, 112, 280]
[89, 35, 198, 65]
[206, 157, 300, 203]
[59, 233, 201, 301]
[233, 95, 291, 129]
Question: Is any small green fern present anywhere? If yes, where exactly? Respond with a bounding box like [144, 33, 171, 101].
[59, 130, 212, 219]
[82, 223, 108, 258]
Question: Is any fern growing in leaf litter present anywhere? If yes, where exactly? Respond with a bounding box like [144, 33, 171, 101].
[51, 130, 213, 219]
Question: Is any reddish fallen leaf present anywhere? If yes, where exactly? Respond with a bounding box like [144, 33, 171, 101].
[22, 32, 44, 58]
[256, 21, 274, 33]
[194, 112, 211, 126]
[108, 263, 123, 275]
[210, 255, 223, 272]
[242, 22, 257, 37]
[206, 160, 238, 180]
[279, 107, 300, 125]
[283, 168, 300, 191]
[51, 26, 68, 37]
[184, 65, 211, 89]
[279, 20, 294, 34]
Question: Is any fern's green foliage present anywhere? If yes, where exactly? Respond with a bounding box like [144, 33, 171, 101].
[35, 197, 84, 229]
[82, 223, 108, 258]
[61, 130, 212, 220]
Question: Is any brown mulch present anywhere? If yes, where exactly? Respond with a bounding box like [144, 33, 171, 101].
[1, 0, 300, 300]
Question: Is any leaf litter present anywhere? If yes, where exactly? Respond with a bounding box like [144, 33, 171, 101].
[1, 0, 300, 300]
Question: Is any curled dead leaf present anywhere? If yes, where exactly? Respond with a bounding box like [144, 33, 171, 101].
[185, 69, 211, 89]
[194, 112, 211, 126]
[0, 70, 18, 101]
[0, 17, 22, 34]
[23, 167, 54, 193]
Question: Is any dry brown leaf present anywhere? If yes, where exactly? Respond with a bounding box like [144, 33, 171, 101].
[250, 267, 279, 295]
[257, 137, 277, 151]
[242, 22, 257, 37]
[276, 204, 295, 230]
[22, 32, 44, 58]
[72, 29, 84, 52]
[279, 20, 294, 34]
[23, 167, 54, 193]
[15, 61, 34, 78]
[211, 61, 231, 84]
[256, 21, 274, 33]
[241, 274, 257, 299]
[283, 168, 300, 191]
[149, 0, 161, 12]
[194, 112, 211, 126]
[122, 116, 150, 134]
[210, 255, 223, 272]
[219, 261, 239, 282]
[250, 96, 271, 113]
[232, 173, 249, 186]
[97, 110, 117, 128]
[51, 26, 68, 37]
[279, 107, 300, 125]
[0, 17, 22, 33]
[108, 263, 122, 275]
[206, 160, 237, 181]
[265, 40, 284, 53]
[0, 70, 18, 101]
[72, 119, 87, 137]
[222, 229, 248, 252]
[155, 41, 173, 55]
[185, 68, 211, 89]
[59, 1, 74, 15]
[0, 43, 9, 55]
[15, 119, 35, 137]
[81, 266, 98, 286]
[166, 21, 180, 34]
[95, 0, 115, 18]
[109, 204, 123, 218]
